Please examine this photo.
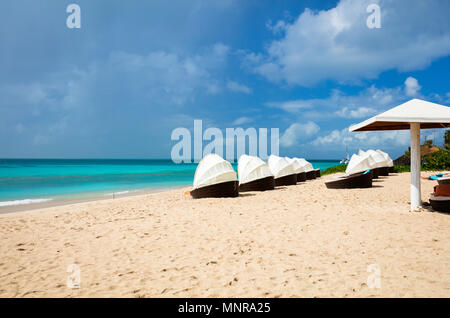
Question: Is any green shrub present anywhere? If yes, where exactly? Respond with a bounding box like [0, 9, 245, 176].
[394, 150, 450, 172]
[422, 149, 450, 170]
[322, 164, 347, 176]
[393, 165, 410, 173]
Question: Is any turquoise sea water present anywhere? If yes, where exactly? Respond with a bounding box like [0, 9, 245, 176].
[0, 159, 340, 206]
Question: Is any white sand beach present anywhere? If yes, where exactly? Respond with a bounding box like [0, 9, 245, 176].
[0, 172, 449, 298]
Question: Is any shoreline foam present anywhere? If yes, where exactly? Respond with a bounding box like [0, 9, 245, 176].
[0, 185, 188, 214]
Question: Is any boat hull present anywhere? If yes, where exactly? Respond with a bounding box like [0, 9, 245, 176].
[191, 181, 239, 199]
[297, 172, 307, 182]
[376, 166, 389, 176]
[430, 196, 450, 213]
[314, 169, 321, 178]
[305, 170, 316, 180]
[372, 168, 379, 179]
[239, 176, 275, 192]
[325, 171, 373, 189]
[274, 174, 297, 186]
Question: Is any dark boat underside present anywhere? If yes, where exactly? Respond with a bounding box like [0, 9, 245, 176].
[305, 170, 316, 180]
[274, 174, 297, 186]
[239, 176, 275, 192]
[191, 181, 239, 199]
[325, 171, 373, 189]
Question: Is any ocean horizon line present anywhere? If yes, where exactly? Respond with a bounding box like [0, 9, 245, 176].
[0, 157, 342, 162]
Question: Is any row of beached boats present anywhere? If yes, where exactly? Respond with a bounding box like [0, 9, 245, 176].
[190, 154, 320, 199]
[324, 149, 394, 189]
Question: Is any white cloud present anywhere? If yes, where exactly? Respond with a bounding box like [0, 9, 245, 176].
[266, 20, 287, 35]
[312, 127, 410, 150]
[335, 106, 377, 118]
[267, 83, 404, 118]
[227, 81, 252, 94]
[265, 99, 315, 113]
[246, 0, 450, 86]
[404, 77, 421, 97]
[0, 44, 232, 152]
[280, 121, 320, 147]
[265, 77, 431, 120]
[232, 116, 253, 125]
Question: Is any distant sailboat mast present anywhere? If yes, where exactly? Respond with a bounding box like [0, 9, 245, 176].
[340, 145, 350, 164]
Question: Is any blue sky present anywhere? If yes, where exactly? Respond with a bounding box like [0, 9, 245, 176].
[1, 0, 449, 160]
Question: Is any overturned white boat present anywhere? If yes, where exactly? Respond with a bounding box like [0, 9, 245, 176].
[366, 149, 390, 176]
[346, 154, 372, 176]
[238, 155, 275, 192]
[191, 154, 238, 199]
[286, 157, 307, 182]
[296, 158, 316, 180]
[358, 149, 386, 178]
[268, 155, 297, 186]
[376, 149, 394, 173]
[325, 154, 373, 189]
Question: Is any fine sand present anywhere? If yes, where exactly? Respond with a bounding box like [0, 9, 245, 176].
[0, 172, 449, 298]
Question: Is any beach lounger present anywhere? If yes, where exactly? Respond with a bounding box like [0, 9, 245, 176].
[238, 155, 275, 192]
[268, 155, 298, 187]
[375, 166, 389, 176]
[314, 168, 321, 178]
[325, 170, 373, 189]
[372, 167, 379, 179]
[285, 157, 307, 183]
[191, 180, 239, 199]
[305, 170, 316, 180]
[239, 176, 275, 192]
[434, 184, 450, 196]
[294, 158, 316, 181]
[297, 172, 307, 182]
[429, 194, 450, 213]
[425, 174, 450, 185]
[191, 154, 239, 199]
[274, 174, 298, 186]
[437, 177, 450, 185]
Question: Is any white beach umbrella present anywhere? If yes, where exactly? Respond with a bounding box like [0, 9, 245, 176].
[238, 155, 273, 185]
[285, 157, 306, 174]
[193, 154, 237, 189]
[268, 155, 295, 179]
[350, 98, 450, 211]
[345, 154, 372, 176]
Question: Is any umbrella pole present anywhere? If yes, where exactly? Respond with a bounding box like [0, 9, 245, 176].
[410, 123, 422, 211]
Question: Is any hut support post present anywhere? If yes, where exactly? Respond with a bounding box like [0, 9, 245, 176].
[410, 122, 422, 211]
